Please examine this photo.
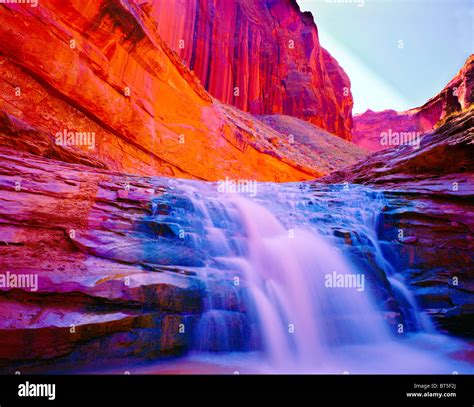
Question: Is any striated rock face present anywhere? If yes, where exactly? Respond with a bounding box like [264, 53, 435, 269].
[148, 0, 353, 139]
[353, 55, 474, 151]
[0, 143, 272, 372]
[324, 109, 474, 186]
[322, 110, 474, 336]
[0, 146, 229, 371]
[352, 109, 433, 153]
[0, 0, 353, 182]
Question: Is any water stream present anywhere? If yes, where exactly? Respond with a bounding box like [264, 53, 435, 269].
[147, 180, 472, 374]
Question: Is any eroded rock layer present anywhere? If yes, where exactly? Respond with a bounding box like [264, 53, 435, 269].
[149, 0, 353, 139]
[0, 0, 352, 182]
[0, 147, 207, 372]
[353, 55, 474, 152]
[322, 110, 474, 336]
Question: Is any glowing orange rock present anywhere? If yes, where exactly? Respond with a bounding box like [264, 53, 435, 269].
[0, 0, 328, 182]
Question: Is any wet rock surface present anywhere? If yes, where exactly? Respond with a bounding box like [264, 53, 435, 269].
[0, 148, 211, 372]
[321, 110, 474, 337]
[0, 122, 473, 372]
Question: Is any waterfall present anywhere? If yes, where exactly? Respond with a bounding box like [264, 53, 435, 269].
[152, 180, 471, 373]
[227, 196, 390, 369]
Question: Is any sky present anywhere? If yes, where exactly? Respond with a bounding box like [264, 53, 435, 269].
[298, 0, 474, 113]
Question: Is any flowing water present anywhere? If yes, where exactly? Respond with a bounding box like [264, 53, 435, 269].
[146, 180, 473, 374]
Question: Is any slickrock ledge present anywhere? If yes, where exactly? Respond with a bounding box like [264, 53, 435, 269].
[0, 148, 211, 372]
[321, 110, 474, 337]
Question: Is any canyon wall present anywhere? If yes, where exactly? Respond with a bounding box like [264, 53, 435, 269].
[0, 1, 359, 181]
[147, 0, 353, 139]
[353, 55, 474, 152]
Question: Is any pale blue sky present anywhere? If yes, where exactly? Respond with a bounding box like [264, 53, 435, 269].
[298, 0, 474, 113]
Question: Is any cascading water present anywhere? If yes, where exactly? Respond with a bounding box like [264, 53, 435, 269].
[226, 196, 390, 370]
[152, 179, 472, 374]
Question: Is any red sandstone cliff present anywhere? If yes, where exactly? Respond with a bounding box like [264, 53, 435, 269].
[0, 1, 359, 181]
[146, 0, 353, 140]
[353, 55, 474, 152]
